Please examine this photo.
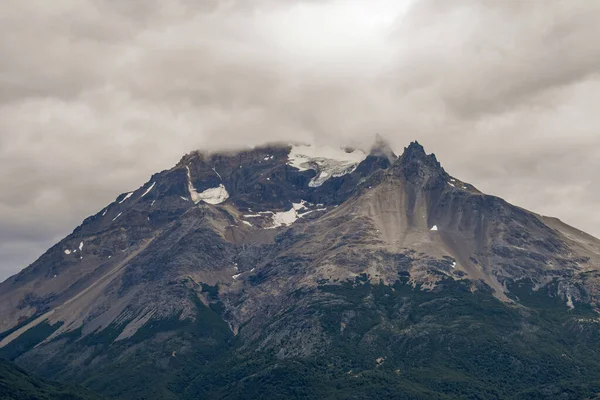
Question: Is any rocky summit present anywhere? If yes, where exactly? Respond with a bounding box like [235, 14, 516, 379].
[1, 138, 600, 400]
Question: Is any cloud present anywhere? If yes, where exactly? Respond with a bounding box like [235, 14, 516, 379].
[0, 0, 599, 279]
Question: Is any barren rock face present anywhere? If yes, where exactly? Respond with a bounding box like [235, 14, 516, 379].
[1, 139, 600, 399]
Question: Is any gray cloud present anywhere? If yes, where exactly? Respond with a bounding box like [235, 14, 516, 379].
[1, 0, 599, 280]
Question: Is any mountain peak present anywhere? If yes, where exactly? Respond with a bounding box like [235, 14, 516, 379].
[399, 140, 441, 164]
[402, 140, 426, 158]
[4, 135, 600, 400]
[395, 140, 447, 183]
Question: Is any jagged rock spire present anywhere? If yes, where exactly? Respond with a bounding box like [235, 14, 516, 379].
[395, 140, 448, 184]
[399, 141, 440, 164]
[401, 141, 427, 160]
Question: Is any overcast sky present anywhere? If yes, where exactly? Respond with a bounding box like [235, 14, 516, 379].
[1, 0, 599, 280]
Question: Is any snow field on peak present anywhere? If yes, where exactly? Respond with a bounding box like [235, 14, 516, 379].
[287, 145, 366, 187]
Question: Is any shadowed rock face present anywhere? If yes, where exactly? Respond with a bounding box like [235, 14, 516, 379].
[1, 138, 600, 399]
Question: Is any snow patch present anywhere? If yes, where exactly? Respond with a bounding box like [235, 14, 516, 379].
[186, 165, 229, 204]
[118, 192, 134, 204]
[232, 273, 242, 280]
[266, 201, 313, 229]
[430, 225, 438, 231]
[268, 208, 300, 229]
[297, 208, 327, 217]
[197, 185, 229, 205]
[64, 249, 71, 255]
[79, 241, 84, 252]
[242, 201, 324, 229]
[451, 261, 457, 269]
[448, 182, 455, 188]
[141, 182, 156, 197]
[102, 209, 107, 216]
[185, 166, 199, 201]
[151, 200, 156, 207]
[112, 212, 122, 221]
[287, 145, 366, 187]
[292, 201, 307, 211]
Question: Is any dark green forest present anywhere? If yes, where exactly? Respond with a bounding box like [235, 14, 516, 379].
[0, 358, 104, 400]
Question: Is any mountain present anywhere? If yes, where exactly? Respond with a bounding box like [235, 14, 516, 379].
[1, 139, 600, 399]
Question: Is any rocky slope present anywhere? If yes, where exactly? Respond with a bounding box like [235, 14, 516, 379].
[1, 138, 600, 399]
